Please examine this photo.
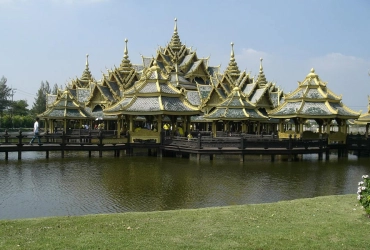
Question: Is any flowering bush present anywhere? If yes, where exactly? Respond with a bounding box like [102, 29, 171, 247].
[357, 175, 370, 215]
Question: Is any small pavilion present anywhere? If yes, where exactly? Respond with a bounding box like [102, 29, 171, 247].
[269, 68, 360, 142]
[355, 96, 370, 137]
[40, 89, 91, 132]
[204, 84, 269, 136]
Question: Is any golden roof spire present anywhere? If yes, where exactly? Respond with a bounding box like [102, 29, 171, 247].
[86, 53, 89, 67]
[230, 42, 235, 58]
[124, 38, 129, 59]
[307, 68, 317, 77]
[169, 18, 182, 51]
[174, 17, 178, 32]
[257, 57, 267, 86]
[259, 57, 263, 71]
[225, 42, 240, 77]
[80, 54, 93, 81]
[119, 38, 132, 70]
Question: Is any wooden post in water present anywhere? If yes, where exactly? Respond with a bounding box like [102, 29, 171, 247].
[271, 154, 275, 162]
[4, 130, 9, 160]
[61, 131, 66, 158]
[45, 130, 49, 159]
[318, 152, 323, 160]
[240, 137, 245, 150]
[16, 130, 25, 160]
[88, 130, 92, 157]
[98, 130, 103, 157]
[126, 131, 131, 156]
[325, 148, 330, 160]
[318, 137, 323, 160]
[158, 131, 165, 158]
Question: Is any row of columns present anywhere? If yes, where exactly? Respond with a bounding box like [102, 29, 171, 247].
[278, 118, 349, 136]
[43, 116, 353, 139]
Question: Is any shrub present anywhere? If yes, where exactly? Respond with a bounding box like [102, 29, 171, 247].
[357, 175, 370, 215]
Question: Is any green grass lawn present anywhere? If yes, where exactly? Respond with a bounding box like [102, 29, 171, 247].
[1, 194, 369, 250]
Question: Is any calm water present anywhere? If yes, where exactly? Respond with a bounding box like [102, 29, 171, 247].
[1, 151, 370, 220]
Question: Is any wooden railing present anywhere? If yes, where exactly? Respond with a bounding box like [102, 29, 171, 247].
[165, 135, 328, 150]
[0, 130, 125, 146]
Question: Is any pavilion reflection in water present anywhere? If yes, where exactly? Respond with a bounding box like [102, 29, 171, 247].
[40, 18, 361, 143]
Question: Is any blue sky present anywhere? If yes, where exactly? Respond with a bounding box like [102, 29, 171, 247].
[1, 0, 370, 111]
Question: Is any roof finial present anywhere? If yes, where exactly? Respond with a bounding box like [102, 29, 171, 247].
[230, 42, 235, 59]
[307, 68, 317, 77]
[169, 18, 182, 51]
[80, 54, 92, 82]
[259, 58, 263, 72]
[225, 42, 240, 78]
[86, 54, 89, 67]
[256, 57, 267, 86]
[119, 38, 132, 70]
[124, 38, 129, 59]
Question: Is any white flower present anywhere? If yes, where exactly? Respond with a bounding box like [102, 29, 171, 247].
[362, 175, 369, 179]
[359, 181, 364, 186]
[358, 195, 362, 200]
[361, 186, 366, 191]
[357, 190, 362, 194]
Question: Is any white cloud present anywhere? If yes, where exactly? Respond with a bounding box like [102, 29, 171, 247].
[308, 53, 370, 110]
[309, 53, 368, 72]
[234, 48, 272, 78]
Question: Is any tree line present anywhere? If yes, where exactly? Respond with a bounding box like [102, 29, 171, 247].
[0, 75, 59, 130]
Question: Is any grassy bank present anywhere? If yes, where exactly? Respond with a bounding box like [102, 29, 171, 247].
[1, 194, 369, 249]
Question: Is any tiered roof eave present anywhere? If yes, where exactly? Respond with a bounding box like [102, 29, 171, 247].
[269, 69, 360, 120]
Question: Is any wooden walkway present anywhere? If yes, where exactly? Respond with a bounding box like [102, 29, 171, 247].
[163, 136, 329, 161]
[1, 131, 369, 161]
[0, 131, 127, 159]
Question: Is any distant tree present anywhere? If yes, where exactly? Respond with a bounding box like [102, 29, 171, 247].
[31, 81, 51, 115]
[44, 81, 51, 95]
[12, 114, 34, 128]
[12, 99, 29, 116]
[52, 83, 59, 95]
[0, 76, 12, 128]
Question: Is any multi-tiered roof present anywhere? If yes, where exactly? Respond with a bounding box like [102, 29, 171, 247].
[269, 68, 359, 120]
[104, 60, 200, 116]
[41, 89, 90, 119]
[40, 19, 315, 130]
[204, 43, 270, 121]
[356, 96, 370, 125]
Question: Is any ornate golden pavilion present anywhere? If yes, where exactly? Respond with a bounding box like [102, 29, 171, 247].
[355, 96, 370, 137]
[269, 68, 360, 142]
[40, 19, 360, 142]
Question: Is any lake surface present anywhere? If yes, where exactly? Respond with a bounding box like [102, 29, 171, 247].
[1, 151, 369, 220]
